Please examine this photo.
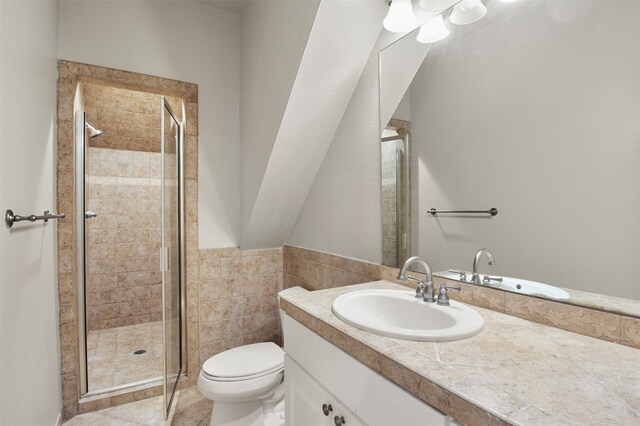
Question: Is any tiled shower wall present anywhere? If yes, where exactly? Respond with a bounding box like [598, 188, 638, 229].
[81, 81, 181, 331]
[86, 147, 162, 330]
[83, 83, 180, 153]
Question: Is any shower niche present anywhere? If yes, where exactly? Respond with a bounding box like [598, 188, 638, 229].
[73, 81, 185, 415]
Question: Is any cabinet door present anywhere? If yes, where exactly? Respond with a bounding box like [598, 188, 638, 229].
[283, 312, 449, 426]
[285, 355, 365, 426]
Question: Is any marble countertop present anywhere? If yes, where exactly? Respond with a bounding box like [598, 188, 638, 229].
[279, 281, 640, 426]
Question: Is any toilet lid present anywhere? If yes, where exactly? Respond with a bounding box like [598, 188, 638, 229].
[202, 342, 285, 379]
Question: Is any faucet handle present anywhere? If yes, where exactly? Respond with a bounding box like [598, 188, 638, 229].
[482, 275, 503, 283]
[448, 269, 467, 281]
[437, 284, 461, 306]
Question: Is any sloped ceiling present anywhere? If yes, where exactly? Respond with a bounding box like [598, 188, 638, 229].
[239, 0, 388, 249]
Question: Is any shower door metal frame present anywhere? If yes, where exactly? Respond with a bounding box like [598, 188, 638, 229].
[160, 96, 185, 418]
[75, 89, 187, 400]
[75, 110, 88, 396]
[380, 132, 411, 268]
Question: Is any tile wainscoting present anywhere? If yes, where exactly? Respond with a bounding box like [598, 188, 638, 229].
[193, 247, 283, 379]
[283, 245, 640, 350]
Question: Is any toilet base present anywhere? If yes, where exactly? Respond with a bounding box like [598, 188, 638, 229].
[209, 383, 285, 426]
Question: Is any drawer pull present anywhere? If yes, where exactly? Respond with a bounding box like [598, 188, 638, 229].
[322, 404, 333, 416]
[334, 415, 346, 425]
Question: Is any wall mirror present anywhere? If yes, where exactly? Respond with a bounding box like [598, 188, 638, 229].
[379, 0, 640, 317]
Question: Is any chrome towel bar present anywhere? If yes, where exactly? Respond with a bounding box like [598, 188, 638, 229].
[428, 208, 498, 216]
[5, 209, 66, 228]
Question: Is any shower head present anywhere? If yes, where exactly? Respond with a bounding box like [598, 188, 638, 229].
[86, 122, 103, 138]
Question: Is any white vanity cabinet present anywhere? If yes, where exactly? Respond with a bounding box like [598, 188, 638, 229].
[282, 312, 455, 426]
[286, 355, 365, 426]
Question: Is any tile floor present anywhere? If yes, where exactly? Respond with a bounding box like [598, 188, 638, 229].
[88, 321, 163, 391]
[63, 386, 212, 425]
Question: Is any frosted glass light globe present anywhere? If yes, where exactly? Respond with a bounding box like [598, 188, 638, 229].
[449, 0, 487, 25]
[383, 0, 418, 33]
[416, 14, 449, 43]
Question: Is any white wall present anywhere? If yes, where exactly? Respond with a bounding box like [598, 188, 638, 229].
[0, 1, 62, 424]
[287, 32, 399, 263]
[241, 0, 387, 250]
[239, 0, 319, 240]
[410, 0, 640, 299]
[379, 32, 430, 132]
[58, 0, 240, 248]
[393, 91, 411, 122]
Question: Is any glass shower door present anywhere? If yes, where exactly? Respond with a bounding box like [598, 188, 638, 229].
[161, 97, 182, 417]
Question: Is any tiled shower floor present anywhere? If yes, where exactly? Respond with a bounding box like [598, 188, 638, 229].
[87, 321, 163, 391]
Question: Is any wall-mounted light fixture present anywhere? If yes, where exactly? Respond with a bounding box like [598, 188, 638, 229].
[449, 0, 487, 25]
[384, 0, 490, 44]
[383, 0, 417, 33]
[416, 14, 450, 43]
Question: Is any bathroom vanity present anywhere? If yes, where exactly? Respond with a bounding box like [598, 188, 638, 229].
[283, 311, 456, 425]
[279, 281, 640, 425]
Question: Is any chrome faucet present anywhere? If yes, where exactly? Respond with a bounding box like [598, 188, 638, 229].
[397, 256, 435, 303]
[472, 248, 495, 283]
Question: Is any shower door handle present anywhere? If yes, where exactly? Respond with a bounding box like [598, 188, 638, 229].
[159, 247, 169, 272]
[85, 211, 97, 219]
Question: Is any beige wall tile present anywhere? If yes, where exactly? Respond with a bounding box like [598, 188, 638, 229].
[185, 179, 198, 222]
[195, 247, 283, 365]
[83, 83, 169, 154]
[283, 244, 384, 292]
[199, 258, 220, 281]
[505, 292, 621, 343]
[621, 316, 640, 349]
[185, 135, 198, 179]
[434, 276, 506, 313]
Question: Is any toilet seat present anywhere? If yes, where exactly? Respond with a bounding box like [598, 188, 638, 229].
[202, 363, 283, 382]
[202, 342, 285, 382]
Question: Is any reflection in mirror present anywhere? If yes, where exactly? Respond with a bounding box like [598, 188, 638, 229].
[381, 118, 411, 268]
[379, 0, 640, 315]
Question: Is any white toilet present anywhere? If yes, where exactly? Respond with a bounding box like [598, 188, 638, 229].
[198, 342, 286, 426]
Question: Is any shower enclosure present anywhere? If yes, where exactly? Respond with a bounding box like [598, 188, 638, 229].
[381, 123, 410, 268]
[73, 82, 185, 417]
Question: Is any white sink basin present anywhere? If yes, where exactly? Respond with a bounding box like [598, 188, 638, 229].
[495, 277, 570, 300]
[440, 272, 570, 300]
[331, 289, 484, 342]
